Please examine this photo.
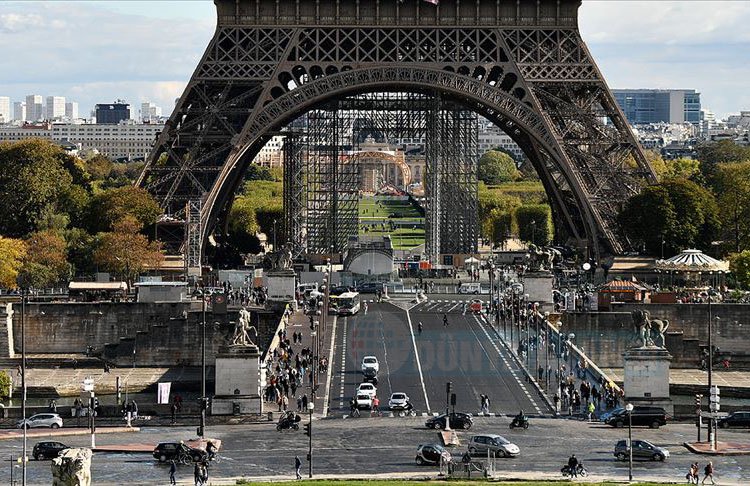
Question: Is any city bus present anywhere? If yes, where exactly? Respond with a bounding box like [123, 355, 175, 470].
[330, 292, 361, 315]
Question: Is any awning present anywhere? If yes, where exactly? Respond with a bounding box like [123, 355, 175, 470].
[69, 282, 128, 291]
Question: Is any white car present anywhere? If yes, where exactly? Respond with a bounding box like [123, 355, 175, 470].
[356, 382, 377, 398]
[388, 392, 410, 410]
[361, 356, 379, 374]
[17, 413, 63, 429]
[354, 394, 373, 410]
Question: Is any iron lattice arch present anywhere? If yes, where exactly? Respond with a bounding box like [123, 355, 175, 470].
[137, 0, 656, 262]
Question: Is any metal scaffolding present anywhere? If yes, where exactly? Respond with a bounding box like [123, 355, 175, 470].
[185, 200, 202, 277]
[282, 131, 305, 256]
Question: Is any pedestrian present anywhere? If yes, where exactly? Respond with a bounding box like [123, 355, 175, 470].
[194, 462, 202, 486]
[701, 461, 715, 485]
[553, 393, 560, 413]
[587, 401, 595, 422]
[169, 460, 177, 485]
[538, 365, 544, 381]
[171, 402, 177, 424]
[364, 301, 368, 314]
[295, 455, 302, 480]
[686, 462, 698, 484]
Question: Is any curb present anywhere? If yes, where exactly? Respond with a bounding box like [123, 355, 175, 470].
[683, 441, 750, 456]
[0, 426, 140, 441]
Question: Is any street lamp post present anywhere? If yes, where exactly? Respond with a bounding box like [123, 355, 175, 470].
[707, 290, 716, 450]
[21, 289, 27, 486]
[544, 312, 550, 392]
[307, 402, 314, 478]
[626, 402, 634, 481]
[199, 281, 207, 439]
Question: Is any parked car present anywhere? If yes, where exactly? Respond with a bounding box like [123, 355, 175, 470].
[605, 406, 667, 429]
[599, 407, 624, 423]
[355, 394, 373, 410]
[467, 434, 520, 457]
[415, 443, 451, 465]
[356, 382, 377, 398]
[614, 439, 669, 461]
[718, 411, 750, 428]
[16, 413, 63, 429]
[32, 441, 68, 460]
[152, 442, 206, 463]
[425, 412, 473, 430]
[357, 282, 385, 294]
[361, 356, 380, 374]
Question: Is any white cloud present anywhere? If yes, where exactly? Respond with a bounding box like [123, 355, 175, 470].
[0, 13, 44, 32]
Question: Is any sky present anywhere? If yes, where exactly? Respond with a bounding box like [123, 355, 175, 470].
[1, 0, 749, 120]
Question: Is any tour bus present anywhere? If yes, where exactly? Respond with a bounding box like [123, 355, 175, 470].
[330, 292, 361, 316]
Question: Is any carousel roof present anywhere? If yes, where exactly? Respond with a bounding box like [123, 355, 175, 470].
[654, 249, 729, 273]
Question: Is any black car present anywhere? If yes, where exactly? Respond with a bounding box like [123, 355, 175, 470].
[718, 411, 750, 428]
[605, 406, 667, 429]
[153, 442, 206, 463]
[33, 441, 68, 460]
[329, 285, 353, 296]
[425, 412, 473, 430]
[357, 282, 385, 294]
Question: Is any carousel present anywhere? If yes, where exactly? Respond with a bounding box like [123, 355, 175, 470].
[654, 249, 729, 289]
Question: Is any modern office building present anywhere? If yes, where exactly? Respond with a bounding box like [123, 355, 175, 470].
[140, 102, 162, 123]
[46, 96, 66, 120]
[0, 97, 9, 123]
[12, 102, 25, 122]
[25, 94, 44, 121]
[65, 101, 79, 120]
[95, 101, 131, 124]
[612, 89, 701, 126]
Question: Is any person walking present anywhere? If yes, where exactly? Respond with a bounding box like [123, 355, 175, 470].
[169, 460, 177, 485]
[363, 301, 368, 314]
[686, 462, 699, 484]
[295, 455, 302, 480]
[171, 402, 177, 424]
[701, 461, 715, 485]
[194, 462, 202, 486]
[586, 401, 595, 422]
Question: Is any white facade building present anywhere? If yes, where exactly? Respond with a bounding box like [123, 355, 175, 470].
[12, 102, 25, 122]
[140, 102, 162, 123]
[46, 96, 66, 120]
[25, 95, 44, 121]
[254, 135, 284, 167]
[65, 102, 79, 120]
[478, 123, 525, 161]
[0, 97, 9, 124]
[0, 121, 164, 160]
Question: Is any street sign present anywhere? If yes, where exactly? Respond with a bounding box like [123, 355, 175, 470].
[82, 377, 94, 392]
[701, 411, 727, 419]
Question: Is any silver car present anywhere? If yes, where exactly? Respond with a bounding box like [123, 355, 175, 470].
[17, 413, 63, 429]
[467, 434, 520, 457]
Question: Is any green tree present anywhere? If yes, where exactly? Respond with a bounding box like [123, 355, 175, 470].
[729, 251, 750, 290]
[0, 370, 10, 399]
[94, 216, 164, 286]
[478, 184, 521, 243]
[0, 139, 73, 237]
[478, 150, 521, 185]
[697, 140, 750, 183]
[0, 237, 26, 289]
[227, 180, 284, 254]
[714, 162, 750, 253]
[515, 204, 553, 246]
[85, 154, 114, 180]
[65, 228, 98, 276]
[87, 186, 162, 233]
[619, 178, 719, 255]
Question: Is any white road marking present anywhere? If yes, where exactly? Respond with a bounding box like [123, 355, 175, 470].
[337, 317, 348, 409]
[322, 315, 337, 418]
[405, 308, 431, 413]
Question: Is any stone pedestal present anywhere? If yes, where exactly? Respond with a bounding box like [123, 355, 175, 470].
[265, 269, 296, 311]
[623, 347, 673, 415]
[211, 345, 262, 415]
[51, 448, 92, 486]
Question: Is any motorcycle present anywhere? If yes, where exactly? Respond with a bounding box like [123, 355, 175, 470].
[561, 463, 588, 478]
[391, 401, 417, 417]
[276, 411, 301, 431]
[509, 416, 529, 429]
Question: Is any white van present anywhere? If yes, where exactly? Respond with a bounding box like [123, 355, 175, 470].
[458, 282, 482, 294]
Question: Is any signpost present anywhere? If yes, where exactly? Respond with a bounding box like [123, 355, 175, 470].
[82, 377, 96, 449]
[709, 386, 720, 450]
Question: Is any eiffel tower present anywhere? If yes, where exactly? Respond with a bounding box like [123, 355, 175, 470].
[137, 0, 655, 270]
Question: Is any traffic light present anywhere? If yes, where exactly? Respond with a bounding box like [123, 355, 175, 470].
[304, 423, 311, 437]
[695, 394, 702, 410]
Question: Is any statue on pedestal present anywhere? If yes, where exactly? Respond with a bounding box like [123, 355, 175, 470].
[263, 242, 294, 271]
[231, 307, 257, 347]
[630, 309, 670, 349]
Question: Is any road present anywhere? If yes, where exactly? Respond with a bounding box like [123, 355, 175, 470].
[328, 297, 546, 417]
[5, 418, 750, 484]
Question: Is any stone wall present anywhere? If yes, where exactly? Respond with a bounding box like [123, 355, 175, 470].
[8, 302, 281, 367]
[560, 303, 750, 369]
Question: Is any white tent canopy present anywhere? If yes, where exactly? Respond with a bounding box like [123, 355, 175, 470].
[655, 249, 729, 273]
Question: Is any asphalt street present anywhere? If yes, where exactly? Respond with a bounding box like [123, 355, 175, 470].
[5, 418, 750, 485]
[328, 299, 546, 417]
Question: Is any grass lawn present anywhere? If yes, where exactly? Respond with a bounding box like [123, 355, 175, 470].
[237, 481, 675, 486]
[359, 195, 425, 250]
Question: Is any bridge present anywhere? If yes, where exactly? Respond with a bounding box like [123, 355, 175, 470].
[137, 0, 656, 271]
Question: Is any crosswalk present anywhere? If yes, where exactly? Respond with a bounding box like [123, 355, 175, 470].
[408, 300, 486, 313]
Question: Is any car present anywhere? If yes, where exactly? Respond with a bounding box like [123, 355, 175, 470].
[355, 394, 373, 410]
[152, 442, 207, 463]
[356, 382, 377, 398]
[469, 299, 483, 313]
[458, 282, 481, 294]
[415, 443, 451, 465]
[357, 282, 385, 294]
[32, 441, 68, 460]
[614, 439, 669, 461]
[467, 434, 520, 457]
[361, 356, 379, 374]
[16, 413, 63, 429]
[388, 392, 410, 410]
[605, 406, 667, 429]
[329, 285, 352, 296]
[718, 411, 750, 428]
[599, 407, 624, 423]
[425, 412, 473, 430]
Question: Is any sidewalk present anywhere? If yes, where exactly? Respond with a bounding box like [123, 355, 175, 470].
[0, 426, 139, 440]
[684, 440, 750, 456]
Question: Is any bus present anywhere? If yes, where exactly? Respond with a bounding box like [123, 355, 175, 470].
[330, 292, 361, 315]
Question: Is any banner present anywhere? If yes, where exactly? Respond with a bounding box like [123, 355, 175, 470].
[157, 382, 171, 404]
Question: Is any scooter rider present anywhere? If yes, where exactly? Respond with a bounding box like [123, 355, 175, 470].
[514, 409, 526, 426]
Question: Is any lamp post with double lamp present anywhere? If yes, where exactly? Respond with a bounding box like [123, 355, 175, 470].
[306, 401, 314, 478]
[20, 288, 27, 486]
[567, 333, 576, 373]
[524, 294, 530, 371]
[707, 288, 719, 450]
[488, 262, 495, 315]
[544, 311, 550, 391]
[626, 402, 634, 481]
